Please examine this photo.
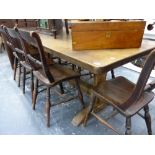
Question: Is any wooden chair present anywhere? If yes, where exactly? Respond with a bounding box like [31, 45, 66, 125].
[84, 49, 155, 135]
[0, 26, 24, 85]
[17, 31, 85, 127]
[6, 27, 52, 94]
[3, 27, 35, 95]
[16, 29, 67, 95]
[0, 26, 15, 68]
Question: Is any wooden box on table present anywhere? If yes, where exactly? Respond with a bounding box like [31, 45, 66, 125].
[71, 20, 146, 50]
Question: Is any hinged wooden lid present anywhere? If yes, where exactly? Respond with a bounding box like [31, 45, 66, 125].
[71, 20, 146, 50]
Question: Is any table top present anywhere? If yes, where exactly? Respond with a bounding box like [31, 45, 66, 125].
[28, 28, 155, 74]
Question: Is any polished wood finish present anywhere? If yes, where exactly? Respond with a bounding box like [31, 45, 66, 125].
[71, 20, 146, 50]
[16, 29, 68, 98]
[84, 49, 155, 134]
[21, 28, 155, 126]
[38, 29, 155, 126]
[37, 29, 155, 74]
[17, 31, 85, 127]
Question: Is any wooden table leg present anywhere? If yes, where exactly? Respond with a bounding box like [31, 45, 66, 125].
[71, 73, 107, 126]
[93, 74, 107, 110]
[64, 19, 69, 35]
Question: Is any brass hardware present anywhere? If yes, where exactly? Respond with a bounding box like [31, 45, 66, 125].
[105, 32, 111, 38]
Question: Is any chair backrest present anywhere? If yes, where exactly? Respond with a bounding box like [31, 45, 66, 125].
[4, 27, 24, 62]
[15, 29, 42, 71]
[17, 30, 54, 82]
[18, 29, 37, 48]
[16, 29, 38, 57]
[4, 27, 22, 50]
[123, 49, 155, 109]
[31, 32, 55, 82]
[0, 26, 17, 68]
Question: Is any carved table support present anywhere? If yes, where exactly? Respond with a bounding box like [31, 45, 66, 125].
[71, 73, 107, 126]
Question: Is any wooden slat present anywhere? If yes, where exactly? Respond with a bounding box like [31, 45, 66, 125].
[91, 112, 120, 135]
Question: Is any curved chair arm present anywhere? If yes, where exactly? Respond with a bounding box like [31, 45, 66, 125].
[27, 54, 42, 67]
[15, 47, 25, 55]
[26, 54, 42, 71]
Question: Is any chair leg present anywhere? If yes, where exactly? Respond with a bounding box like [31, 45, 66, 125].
[13, 58, 17, 80]
[64, 19, 69, 35]
[75, 79, 85, 108]
[111, 69, 115, 79]
[31, 70, 34, 99]
[83, 93, 96, 126]
[32, 78, 38, 110]
[58, 58, 61, 64]
[18, 63, 21, 87]
[144, 105, 152, 135]
[78, 66, 81, 73]
[0, 42, 5, 53]
[53, 30, 57, 39]
[59, 83, 64, 94]
[72, 64, 76, 71]
[125, 117, 132, 135]
[22, 67, 26, 94]
[45, 87, 51, 127]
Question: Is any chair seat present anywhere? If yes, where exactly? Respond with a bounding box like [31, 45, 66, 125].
[93, 76, 154, 116]
[33, 64, 80, 86]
